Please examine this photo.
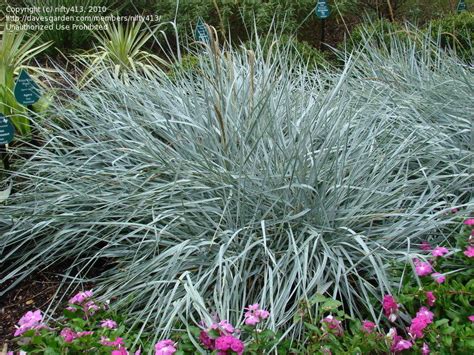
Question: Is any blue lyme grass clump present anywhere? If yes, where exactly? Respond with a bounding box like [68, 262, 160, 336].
[0, 29, 473, 344]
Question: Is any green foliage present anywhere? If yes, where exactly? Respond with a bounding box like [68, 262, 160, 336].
[0, 24, 52, 137]
[393, 223, 474, 353]
[244, 34, 332, 69]
[156, 0, 324, 45]
[13, 294, 148, 354]
[341, 18, 408, 52]
[77, 21, 169, 85]
[428, 11, 474, 61]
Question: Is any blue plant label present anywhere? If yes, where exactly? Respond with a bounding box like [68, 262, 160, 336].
[0, 114, 15, 145]
[315, 0, 331, 19]
[14, 69, 41, 106]
[195, 17, 210, 44]
[457, 0, 467, 13]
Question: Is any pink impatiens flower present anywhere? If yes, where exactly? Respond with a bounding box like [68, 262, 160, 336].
[383, 295, 399, 322]
[68, 290, 93, 304]
[425, 291, 436, 307]
[408, 307, 434, 339]
[416, 307, 434, 322]
[101, 337, 125, 347]
[464, 246, 474, 258]
[361, 320, 376, 333]
[422, 342, 430, 354]
[14, 310, 44, 336]
[199, 330, 215, 350]
[154, 339, 177, 355]
[100, 319, 118, 329]
[414, 259, 433, 276]
[112, 350, 128, 355]
[199, 318, 240, 351]
[60, 328, 77, 343]
[432, 246, 449, 257]
[215, 335, 244, 355]
[468, 315, 474, 322]
[391, 338, 412, 352]
[60, 329, 93, 343]
[431, 272, 445, 284]
[420, 241, 432, 251]
[463, 218, 474, 225]
[244, 303, 270, 326]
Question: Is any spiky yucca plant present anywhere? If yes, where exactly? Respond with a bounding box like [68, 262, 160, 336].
[78, 21, 169, 85]
[1, 28, 473, 347]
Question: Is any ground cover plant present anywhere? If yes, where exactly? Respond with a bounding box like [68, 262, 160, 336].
[0, 23, 473, 352]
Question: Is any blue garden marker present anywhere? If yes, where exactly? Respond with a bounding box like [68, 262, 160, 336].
[0, 113, 15, 171]
[315, 0, 331, 51]
[14, 69, 41, 106]
[457, 0, 467, 13]
[315, 0, 331, 19]
[0, 114, 14, 146]
[194, 17, 210, 44]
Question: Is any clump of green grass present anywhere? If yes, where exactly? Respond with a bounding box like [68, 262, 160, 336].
[0, 27, 472, 345]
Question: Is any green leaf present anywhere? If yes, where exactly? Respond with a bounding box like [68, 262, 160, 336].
[435, 319, 450, 327]
[441, 326, 456, 335]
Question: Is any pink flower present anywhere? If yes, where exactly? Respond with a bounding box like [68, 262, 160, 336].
[422, 342, 430, 354]
[408, 307, 434, 339]
[215, 335, 244, 355]
[199, 330, 215, 350]
[155, 339, 177, 355]
[218, 320, 235, 334]
[464, 246, 474, 258]
[432, 246, 449, 257]
[391, 338, 412, 352]
[382, 295, 399, 322]
[431, 272, 445, 284]
[60, 328, 77, 343]
[416, 307, 434, 322]
[244, 315, 260, 326]
[101, 337, 125, 347]
[112, 349, 128, 355]
[321, 315, 343, 336]
[100, 319, 118, 329]
[86, 301, 100, 313]
[420, 241, 432, 251]
[14, 310, 44, 336]
[247, 303, 260, 311]
[18, 310, 42, 326]
[425, 291, 436, 307]
[468, 315, 474, 322]
[414, 259, 433, 276]
[244, 304, 270, 326]
[463, 218, 474, 225]
[255, 309, 270, 319]
[361, 320, 376, 333]
[451, 208, 458, 213]
[77, 331, 93, 337]
[386, 327, 397, 341]
[68, 290, 93, 304]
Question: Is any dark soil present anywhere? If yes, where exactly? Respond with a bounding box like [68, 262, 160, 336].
[0, 262, 103, 350]
[0, 266, 67, 348]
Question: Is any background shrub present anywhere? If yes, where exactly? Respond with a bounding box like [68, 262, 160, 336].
[428, 11, 474, 61]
